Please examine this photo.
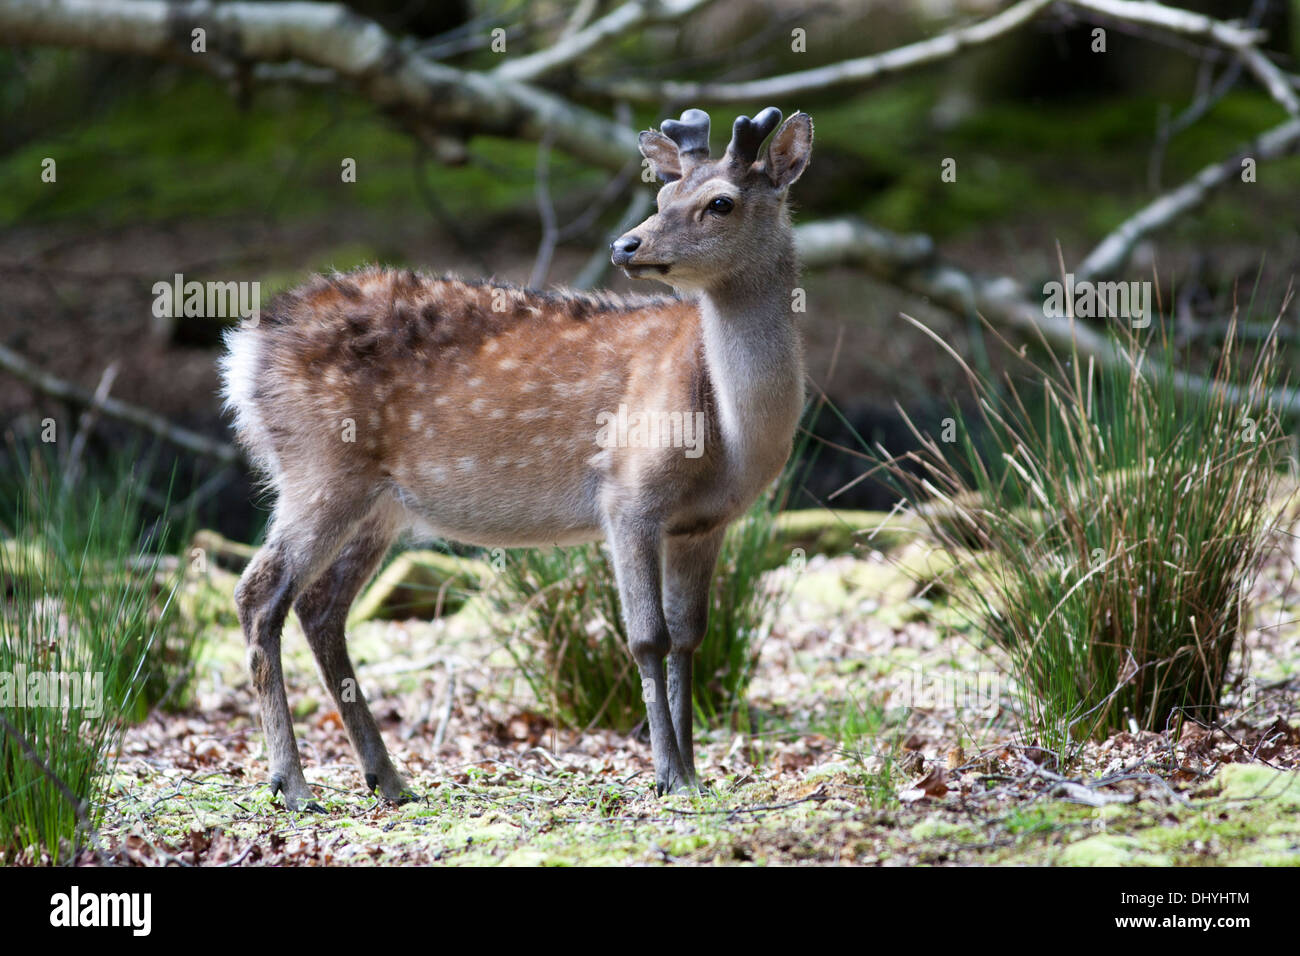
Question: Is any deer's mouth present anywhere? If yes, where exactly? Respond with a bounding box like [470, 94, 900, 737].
[622, 263, 671, 278]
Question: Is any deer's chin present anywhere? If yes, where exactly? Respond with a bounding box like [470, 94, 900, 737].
[622, 263, 671, 279]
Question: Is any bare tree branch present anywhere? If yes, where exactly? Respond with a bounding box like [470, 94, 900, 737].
[0, 0, 638, 170]
[590, 0, 1056, 103]
[1068, 0, 1299, 116]
[1077, 116, 1300, 282]
[494, 0, 715, 83]
[795, 216, 1300, 415]
[0, 342, 239, 463]
[589, 0, 1298, 118]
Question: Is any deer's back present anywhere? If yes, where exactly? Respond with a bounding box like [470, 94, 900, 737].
[221, 267, 712, 545]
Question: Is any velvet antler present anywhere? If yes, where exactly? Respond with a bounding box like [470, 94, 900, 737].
[724, 107, 783, 168]
[660, 108, 712, 168]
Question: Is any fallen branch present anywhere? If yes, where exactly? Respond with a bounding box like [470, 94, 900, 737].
[1077, 115, 1300, 281]
[795, 216, 1300, 416]
[0, 0, 638, 171]
[0, 342, 239, 464]
[590, 0, 1298, 117]
[62, 360, 120, 487]
[1069, 0, 1299, 116]
[590, 0, 1056, 103]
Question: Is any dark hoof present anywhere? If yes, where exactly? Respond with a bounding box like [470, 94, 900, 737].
[270, 775, 321, 812]
[366, 772, 418, 805]
[655, 775, 701, 797]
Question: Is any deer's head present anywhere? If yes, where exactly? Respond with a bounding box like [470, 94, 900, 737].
[611, 107, 813, 292]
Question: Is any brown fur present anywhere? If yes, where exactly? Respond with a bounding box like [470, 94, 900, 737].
[222, 107, 813, 805]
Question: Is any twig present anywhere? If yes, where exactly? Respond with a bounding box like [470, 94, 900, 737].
[0, 342, 239, 464]
[529, 129, 560, 289]
[572, 188, 654, 290]
[494, 0, 715, 83]
[433, 665, 457, 750]
[62, 359, 119, 487]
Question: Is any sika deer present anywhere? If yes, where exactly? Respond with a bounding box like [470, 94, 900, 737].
[220, 106, 812, 807]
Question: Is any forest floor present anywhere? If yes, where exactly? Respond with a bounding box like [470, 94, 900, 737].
[79, 517, 1300, 868]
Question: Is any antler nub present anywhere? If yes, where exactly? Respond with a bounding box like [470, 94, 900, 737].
[726, 106, 783, 167]
[661, 108, 712, 161]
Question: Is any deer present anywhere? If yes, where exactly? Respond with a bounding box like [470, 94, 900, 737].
[219, 106, 813, 809]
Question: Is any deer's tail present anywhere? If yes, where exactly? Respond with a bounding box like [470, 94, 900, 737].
[219, 323, 282, 489]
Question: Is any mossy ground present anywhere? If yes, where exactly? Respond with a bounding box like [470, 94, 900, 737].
[83, 520, 1300, 867]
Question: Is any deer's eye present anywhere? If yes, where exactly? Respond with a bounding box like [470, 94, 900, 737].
[707, 196, 734, 215]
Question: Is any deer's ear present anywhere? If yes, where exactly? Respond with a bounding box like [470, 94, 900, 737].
[762, 112, 813, 188]
[639, 130, 682, 183]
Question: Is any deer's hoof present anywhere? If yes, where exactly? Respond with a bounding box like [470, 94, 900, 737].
[366, 771, 419, 805]
[655, 773, 701, 797]
[271, 774, 323, 812]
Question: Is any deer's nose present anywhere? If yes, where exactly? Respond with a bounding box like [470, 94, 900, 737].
[610, 235, 641, 266]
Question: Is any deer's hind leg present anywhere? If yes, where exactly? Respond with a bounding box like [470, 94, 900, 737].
[235, 481, 380, 811]
[294, 501, 415, 804]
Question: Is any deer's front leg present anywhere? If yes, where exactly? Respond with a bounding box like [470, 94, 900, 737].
[662, 528, 725, 789]
[605, 517, 692, 795]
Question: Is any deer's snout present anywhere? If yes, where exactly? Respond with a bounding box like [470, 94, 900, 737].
[610, 234, 641, 266]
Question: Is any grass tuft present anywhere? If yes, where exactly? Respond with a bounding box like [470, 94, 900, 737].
[877, 309, 1291, 756]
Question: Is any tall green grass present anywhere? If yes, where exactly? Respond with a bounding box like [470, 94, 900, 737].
[878, 313, 1290, 755]
[0, 449, 200, 863]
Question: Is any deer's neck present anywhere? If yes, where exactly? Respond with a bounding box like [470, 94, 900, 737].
[697, 246, 804, 479]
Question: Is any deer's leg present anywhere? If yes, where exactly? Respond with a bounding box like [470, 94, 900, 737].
[605, 515, 692, 795]
[235, 486, 375, 812]
[294, 504, 414, 804]
[662, 527, 725, 789]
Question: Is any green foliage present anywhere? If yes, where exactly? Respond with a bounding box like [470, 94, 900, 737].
[823, 691, 903, 807]
[0, 66, 603, 226]
[0, 449, 203, 863]
[881, 313, 1290, 756]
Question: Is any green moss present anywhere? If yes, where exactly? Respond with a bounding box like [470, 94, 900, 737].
[0, 75, 599, 226]
[1061, 833, 1171, 866]
[1215, 764, 1300, 808]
